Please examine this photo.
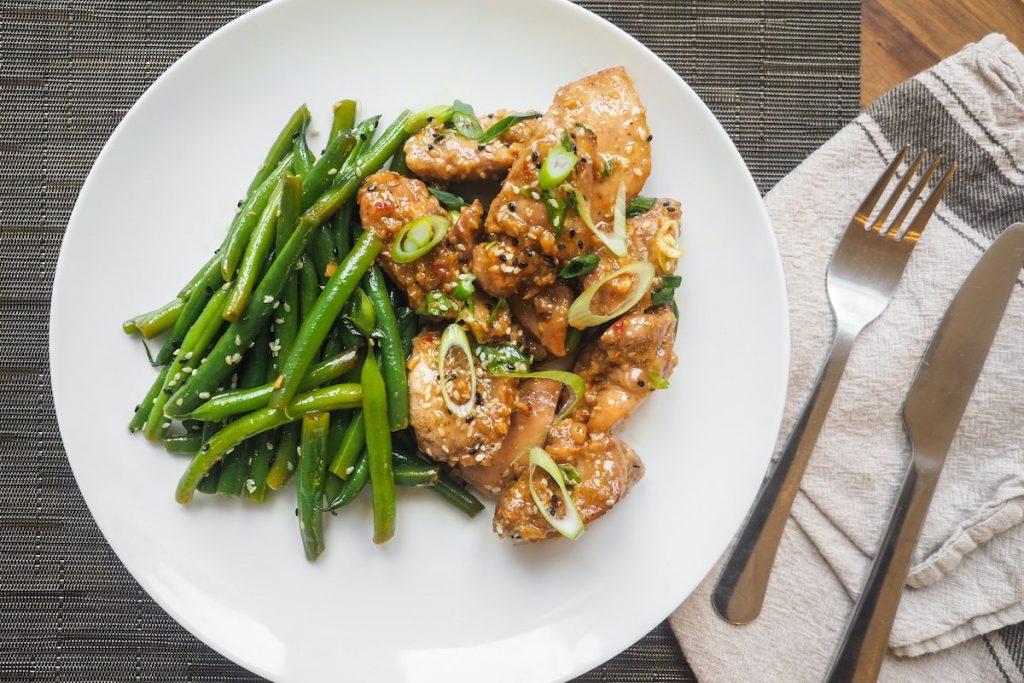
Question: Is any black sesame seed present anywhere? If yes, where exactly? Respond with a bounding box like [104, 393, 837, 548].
[202, 444, 210, 451]
[236, 199, 243, 208]
[499, 254, 508, 263]
[171, 340, 181, 349]
[524, 248, 535, 257]
[205, 285, 214, 296]
[291, 131, 300, 140]
[662, 201, 670, 206]
[531, 151, 539, 163]
[638, 379, 646, 387]
[667, 206, 677, 212]
[557, 243, 566, 250]
[426, 116, 434, 123]
[543, 255, 556, 266]
[646, 134, 653, 141]
[508, 202, 516, 212]
[477, 145, 485, 151]
[465, 415, 474, 424]
[576, 240, 584, 249]
[427, 144, 434, 151]
[568, 229, 576, 238]
[359, 133, 366, 141]
[133, 404, 140, 412]
[511, 237, 519, 246]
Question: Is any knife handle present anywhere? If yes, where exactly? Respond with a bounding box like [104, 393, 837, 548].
[825, 459, 939, 683]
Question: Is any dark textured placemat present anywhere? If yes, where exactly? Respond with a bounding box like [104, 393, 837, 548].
[0, 1, 859, 680]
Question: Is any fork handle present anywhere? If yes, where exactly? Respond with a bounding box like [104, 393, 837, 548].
[825, 461, 937, 683]
[712, 327, 858, 624]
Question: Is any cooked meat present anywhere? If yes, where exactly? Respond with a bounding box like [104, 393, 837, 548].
[460, 378, 561, 495]
[358, 171, 481, 311]
[473, 67, 651, 300]
[460, 291, 524, 345]
[404, 110, 540, 183]
[508, 283, 573, 357]
[493, 423, 644, 542]
[574, 306, 677, 433]
[406, 330, 518, 469]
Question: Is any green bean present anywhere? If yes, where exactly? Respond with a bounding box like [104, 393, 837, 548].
[329, 99, 357, 141]
[165, 112, 413, 418]
[292, 114, 314, 176]
[322, 450, 369, 510]
[328, 409, 365, 479]
[175, 383, 363, 503]
[327, 116, 376, 255]
[332, 203, 353, 260]
[221, 152, 296, 282]
[196, 463, 221, 495]
[163, 433, 203, 455]
[247, 105, 310, 198]
[393, 462, 439, 487]
[297, 255, 319, 322]
[186, 350, 359, 421]
[269, 230, 382, 411]
[363, 265, 409, 430]
[362, 349, 395, 544]
[243, 436, 275, 502]
[297, 412, 329, 560]
[389, 146, 409, 175]
[122, 298, 184, 339]
[178, 253, 218, 301]
[217, 325, 271, 497]
[321, 411, 351, 502]
[265, 421, 300, 490]
[299, 125, 359, 211]
[154, 269, 220, 366]
[224, 180, 284, 321]
[392, 449, 484, 517]
[129, 365, 171, 432]
[396, 305, 416, 359]
[143, 287, 230, 440]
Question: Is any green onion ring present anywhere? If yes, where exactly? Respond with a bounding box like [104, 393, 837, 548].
[567, 261, 656, 329]
[528, 447, 585, 540]
[540, 144, 578, 190]
[566, 184, 628, 257]
[438, 323, 476, 418]
[391, 215, 449, 264]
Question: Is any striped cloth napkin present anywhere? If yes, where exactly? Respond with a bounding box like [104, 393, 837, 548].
[671, 34, 1024, 682]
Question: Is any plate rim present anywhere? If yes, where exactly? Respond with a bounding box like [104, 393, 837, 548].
[49, 0, 791, 679]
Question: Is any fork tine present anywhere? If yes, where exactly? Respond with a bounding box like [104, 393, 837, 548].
[853, 145, 909, 226]
[901, 161, 957, 244]
[887, 155, 943, 237]
[870, 150, 926, 234]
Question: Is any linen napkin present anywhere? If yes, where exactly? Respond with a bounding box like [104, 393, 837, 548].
[672, 34, 1024, 682]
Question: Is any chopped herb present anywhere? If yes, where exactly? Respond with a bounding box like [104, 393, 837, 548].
[452, 272, 476, 302]
[651, 275, 682, 306]
[559, 253, 600, 279]
[428, 187, 467, 211]
[424, 290, 458, 318]
[543, 189, 568, 239]
[558, 463, 582, 487]
[626, 196, 657, 217]
[476, 111, 542, 145]
[450, 99, 483, 140]
[648, 370, 670, 390]
[486, 296, 509, 325]
[476, 343, 533, 375]
[601, 158, 616, 178]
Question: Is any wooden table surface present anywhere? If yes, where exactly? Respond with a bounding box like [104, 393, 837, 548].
[862, 0, 1024, 108]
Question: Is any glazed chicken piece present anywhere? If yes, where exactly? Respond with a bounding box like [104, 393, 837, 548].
[574, 305, 678, 434]
[459, 378, 562, 496]
[358, 171, 478, 312]
[472, 67, 653, 302]
[508, 283, 573, 357]
[404, 110, 540, 183]
[406, 331, 518, 469]
[493, 420, 645, 542]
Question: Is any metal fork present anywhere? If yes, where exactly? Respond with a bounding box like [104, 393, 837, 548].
[712, 146, 957, 625]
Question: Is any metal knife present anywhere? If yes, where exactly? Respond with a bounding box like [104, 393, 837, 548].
[825, 222, 1024, 683]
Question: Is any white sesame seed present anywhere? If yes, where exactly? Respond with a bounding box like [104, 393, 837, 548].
[176, 398, 183, 406]
[531, 192, 541, 200]
[287, 462, 294, 471]
[235, 335, 242, 346]
[272, 301, 280, 309]
[172, 349, 180, 357]
[263, 295, 274, 304]
[345, 466, 354, 475]
[475, 452, 486, 462]
[225, 356, 234, 365]
[283, 303, 291, 313]
[267, 442, 275, 450]
[162, 422, 170, 429]
[327, 168, 337, 176]
[296, 446, 302, 456]
[275, 318, 284, 324]
[184, 351, 194, 360]
[245, 479, 257, 493]
[198, 392, 211, 399]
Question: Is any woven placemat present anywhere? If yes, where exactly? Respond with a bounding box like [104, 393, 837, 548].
[0, 1, 858, 680]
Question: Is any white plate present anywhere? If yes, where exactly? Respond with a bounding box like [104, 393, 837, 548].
[50, 0, 789, 680]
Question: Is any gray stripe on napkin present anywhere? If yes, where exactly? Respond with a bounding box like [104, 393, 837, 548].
[869, 80, 1024, 241]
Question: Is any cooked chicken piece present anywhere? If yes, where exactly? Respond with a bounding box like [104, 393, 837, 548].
[406, 330, 518, 469]
[508, 283, 573, 357]
[460, 378, 562, 496]
[493, 421, 644, 542]
[404, 110, 540, 183]
[574, 306, 677, 433]
[583, 198, 683, 317]
[473, 67, 652, 301]
[358, 171, 481, 312]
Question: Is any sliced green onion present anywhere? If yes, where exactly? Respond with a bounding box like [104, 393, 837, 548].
[424, 289, 457, 318]
[559, 253, 600, 279]
[450, 100, 483, 139]
[567, 185, 627, 257]
[568, 262, 656, 329]
[439, 323, 476, 418]
[648, 370, 670, 389]
[405, 104, 453, 134]
[392, 215, 449, 264]
[543, 189, 568, 238]
[626, 195, 657, 217]
[528, 447, 585, 540]
[428, 187, 467, 211]
[651, 274, 682, 307]
[600, 158, 616, 178]
[558, 463, 581, 486]
[540, 144, 579, 190]
[452, 273, 476, 301]
[477, 111, 541, 145]
[476, 343, 532, 375]
[486, 296, 508, 324]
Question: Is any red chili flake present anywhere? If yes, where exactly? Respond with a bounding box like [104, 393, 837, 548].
[374, 200, 394, 212]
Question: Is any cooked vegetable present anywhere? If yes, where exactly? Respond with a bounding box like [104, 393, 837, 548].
[626, 195, 657, 217]
[476, 343, 532, 375]
[567, 262, 656, 329]
[162, 433, 202, 455]
[427, 187, 467, 211]
[392, 463, 439, 487]
[559, 254, 600, 279]
[568, 184, 627, 257]
[528, 447, 584, 540]
[298, 412, 330, 560]
[476, 111, 541, 145]
[328, 409, 365, 479]
[450, 99, 483, 139]
[540, 141, 578, 190]
[452, 273, 476, 302]
[438, 323, 476, 418]
[329, 99, 357, 142]
[362, 349, 396, 544]
[424, 289, 457, 317]
[391, 215, 449, 263]
[651, 274, 682, 307]
[122, 298, 184, 339]
[364, 266, 409, 430]
[489, 369, 583, 421]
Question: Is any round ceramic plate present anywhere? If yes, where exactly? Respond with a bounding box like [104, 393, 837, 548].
[50, 0, 789, 680]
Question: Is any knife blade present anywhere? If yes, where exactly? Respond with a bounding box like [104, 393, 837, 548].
[826, 222, 1024, 683]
